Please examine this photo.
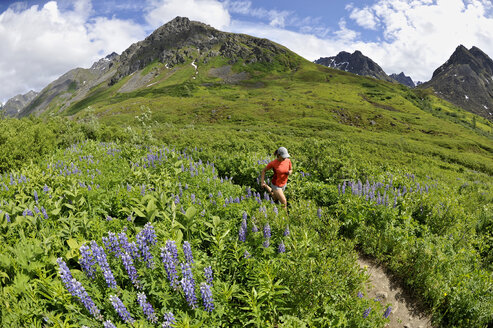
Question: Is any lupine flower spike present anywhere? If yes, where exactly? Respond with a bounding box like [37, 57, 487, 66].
[162, 312, 176, 328]
[183, 241, 194, 264]
[383, 306, 392, 318]
[204, 266, 213, 285]
[56, 258, 102, 320]
[137, 292, 158, 323]
[278, 241, 286, 253]
[180, 263, 197, 308]
[109, 295, 134, 324]
[200, 282, 215, 312]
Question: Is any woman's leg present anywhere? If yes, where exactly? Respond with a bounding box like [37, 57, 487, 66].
[272, 188, 287, 210]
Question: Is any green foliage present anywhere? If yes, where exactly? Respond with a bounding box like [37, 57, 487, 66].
[1, 53, 492, 327]
[0, 141, 390, 327]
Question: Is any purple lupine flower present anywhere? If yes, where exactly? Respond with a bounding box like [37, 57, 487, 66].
[278, 241, 286, 253]
[357, 291, 364, 298]
[263, 223, 271, 239]
[166, 240, 179, 264]
[204, 266, 213, 285]
[244, 250, 251, 259]
[5, 213, 10, 222]
[109, 295, 134, 324]
[57, 258, 74, 293]
[162, 312, 176, 328]
[242, 211, 247, 220]
[183, 241, 194, 264]
[71, 279, 102, 319]
[238, 226, 246, 242]
[383, 306, 392, 318]
[56, 258, 101, 319]
[283, 226, 290, 236]
[118, 231, 139, 260]
[121, 252, 140, 288]
[263, 239, 270, 248]
[137, 292, 158, 323]
[103, 232, 122, 258]
[180, 263, 197, 308]
[174, 195, 180, 205]
[252, 222, 259, 233]
[160, 247, 179, 288]
[23, 209, 33, 217]
[273, 206, 278, 216]
[79, 245, 97, 279]
[363, 307, 371, 318]
[136, 223, 156, 268]
[317, 208, 322, 218]
[142, 223, 157, 246]
[103, 320, 117, 328]
[34, 190, 38, 203]
[127, 184, 132, 192]
[43, 185, 49, 193]
[90, 241, 117, 289]
[39, 206, 47, 219]
[200, 283, 214, 312]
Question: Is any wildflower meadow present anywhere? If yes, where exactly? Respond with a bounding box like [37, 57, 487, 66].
[0, 137, 491, 327]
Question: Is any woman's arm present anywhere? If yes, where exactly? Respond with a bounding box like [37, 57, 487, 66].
[260, 166, 268, 187]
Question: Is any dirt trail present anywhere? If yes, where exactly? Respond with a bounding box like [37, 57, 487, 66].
[357, 256, 433, 328]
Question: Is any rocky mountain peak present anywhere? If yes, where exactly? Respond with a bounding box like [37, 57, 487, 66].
[314, 50, 394, 82]
[90, 52, 119, 71]
[422, 45, 493, 120]
[433, 45, 482, 78]
[110, 16, 295, 85]
[390, 72, 415, 88]
[1, 90, 39, 116]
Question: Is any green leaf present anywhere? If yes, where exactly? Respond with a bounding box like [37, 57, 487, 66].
[173, 229, 183, 245]
[66, 239, 79, 250]
[185, 206, 198, 220]
[64, 203, 76, 210]
[133, 208, 146, 218]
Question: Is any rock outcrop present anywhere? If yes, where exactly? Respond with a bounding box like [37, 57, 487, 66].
[314, 51, 394, 82]
[420, 45, 493, 120]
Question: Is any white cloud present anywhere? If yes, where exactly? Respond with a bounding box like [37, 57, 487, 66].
[4, 0, 493, 103]
[144, 0, 231, 30]
[347, 5, 380, 30]
[0, 0, 146, 103]
[228, 19, 366, 63]
[339, 0, 493, 82]
[225, 1, 291, 27]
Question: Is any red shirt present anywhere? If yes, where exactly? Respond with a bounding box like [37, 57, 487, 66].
[266, 158, 292, 187]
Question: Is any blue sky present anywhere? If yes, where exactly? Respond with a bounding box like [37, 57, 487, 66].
[1, 0, 493, 103]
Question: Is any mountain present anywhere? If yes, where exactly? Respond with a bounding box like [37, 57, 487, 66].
[109, 16, 297, 85]
[1, 90, 39, 116]
[7, 17, 300, 117]
[390, 72, 415, 88]
[420, 45, 493, 120]
[314, 51, 395, 83]
[17, 52, 119, 117]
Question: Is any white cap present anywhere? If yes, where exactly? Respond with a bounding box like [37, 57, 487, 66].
[276, 147, 290, 158]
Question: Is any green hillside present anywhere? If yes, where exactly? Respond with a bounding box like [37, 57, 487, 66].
[62, 55, 493, 177]
[0, 49, 492, 327]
